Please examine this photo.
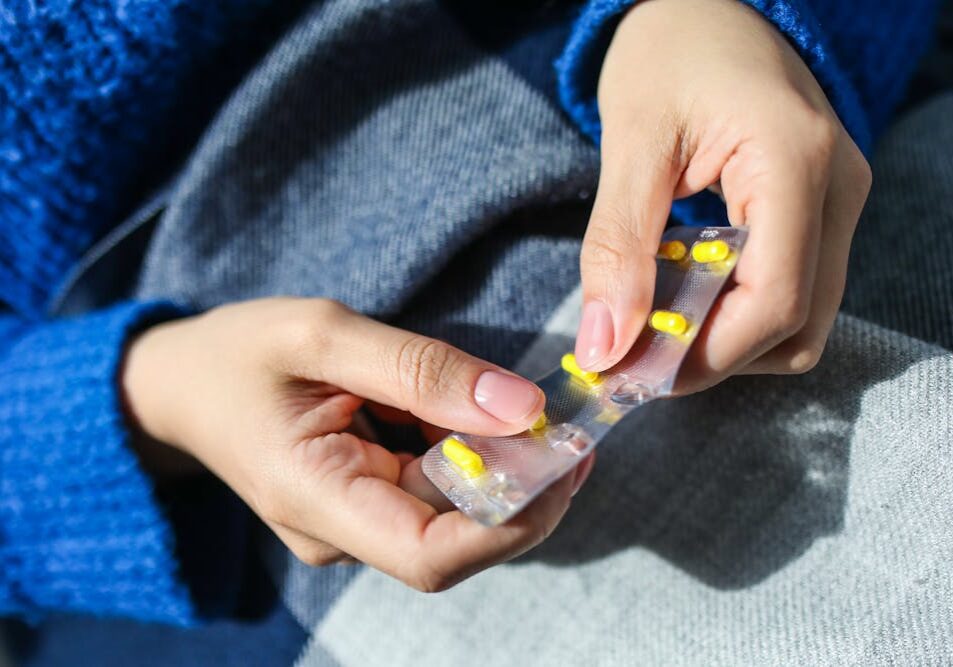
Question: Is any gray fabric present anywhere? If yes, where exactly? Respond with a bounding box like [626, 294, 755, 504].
[310, 315, 952, 666]
[300, 96, 953, 664]
[841, 93, 953, 350]
[135, 0, 597, 368]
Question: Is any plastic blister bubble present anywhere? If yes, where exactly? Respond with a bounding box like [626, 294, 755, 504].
[422, 226, 748, 526]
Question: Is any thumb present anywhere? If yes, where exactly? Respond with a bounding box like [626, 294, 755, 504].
[288, 301, 545, 436]
[575, 128, 680, 371]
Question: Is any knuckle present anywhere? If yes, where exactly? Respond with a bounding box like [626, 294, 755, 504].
[847, 152, 873, 203]
[250, 459, 306, 529]
[245, 459, 288, 525]
[530, 514, 556, 546]
[310, 297, 348, 322]
[290, 544, 341, 568]
[409, 574, 448, 594]
[393, 337, 456, 405]
[529, 497, 565, 545]
[403, 560, 454, 593]
[801, 110, 838, 161]
[256, 494, 292, 528]
[785, 336, 827, 374]
[299, 432, 365, 477]
[274, 298, 346, 356]
[771, 292, 811, 338]
[581, 229, 629, 276]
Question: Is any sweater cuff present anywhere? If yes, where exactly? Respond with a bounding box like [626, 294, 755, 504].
[555, 0, 872, 153]
[0, 301, 199, 624]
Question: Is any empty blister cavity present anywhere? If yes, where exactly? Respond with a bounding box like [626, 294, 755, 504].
[610, 380, 653, 406]
[545, 423, 594, 455]
[484, 474, 528, 508]
[422, 226, 748, 526]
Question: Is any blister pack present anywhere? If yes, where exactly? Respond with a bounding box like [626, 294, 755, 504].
[422, 226, 748, 526]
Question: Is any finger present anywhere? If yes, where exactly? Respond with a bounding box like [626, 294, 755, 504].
[344, 468, 575, 591]
[291, 445, 576, 592]
[576, 118, 682, 371]
[740, 134, 870, 374]
[275, 433, 404, 541]
[398, 456, 455, 512]
[676, 137, 829, 392]
[281, 431, 575, 590]
[291, 392, 364, 440]
[269, 522, 349, 567]
[283, 303, 545, 436]
[395, 452, 416, 467]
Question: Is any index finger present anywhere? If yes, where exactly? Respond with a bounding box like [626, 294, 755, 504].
[282, 303, 545, 437]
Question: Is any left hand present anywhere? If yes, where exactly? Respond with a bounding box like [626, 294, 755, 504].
[574, 0, 872, 391]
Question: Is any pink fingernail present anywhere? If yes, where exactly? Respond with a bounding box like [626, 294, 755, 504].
[474, 371, 543, 423]
[575, 300, 614, 369]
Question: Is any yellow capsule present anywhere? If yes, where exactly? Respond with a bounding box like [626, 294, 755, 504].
[650, 310, 689, 337]
[561, 353, 601, 386]
[530, 412, 548, 431]
[442, 437, 485, 478]
[691, 240, 730, 263]
[658, 240, 687, 261]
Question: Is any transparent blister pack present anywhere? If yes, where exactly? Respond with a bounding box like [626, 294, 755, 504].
[422, 226, 748, 526]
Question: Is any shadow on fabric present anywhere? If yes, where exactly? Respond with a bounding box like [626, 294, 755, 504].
[518, 326, 945, 589]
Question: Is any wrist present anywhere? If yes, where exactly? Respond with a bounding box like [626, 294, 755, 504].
[121, 317, 193, 451]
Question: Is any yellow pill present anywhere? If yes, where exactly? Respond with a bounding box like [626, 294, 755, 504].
[658, 240, 687, 261]
[442, 437, 485, 478]
[650, 310, 689, 337]
[561, 353, 601, 386]
[530, 412, 548, 431]
[691, 240, 730, 263]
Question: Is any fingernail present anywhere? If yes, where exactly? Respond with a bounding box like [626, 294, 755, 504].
[474, 371, 543, 423]
[571, 455, 595, 497]
[575, 300, 614, 370]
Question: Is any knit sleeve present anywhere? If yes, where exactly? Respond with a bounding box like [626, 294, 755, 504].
[0, 301, 201, 624]
[554, 0, 941, 155]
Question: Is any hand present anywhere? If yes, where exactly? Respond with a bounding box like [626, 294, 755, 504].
[574, 0, 872, 391]
[123, 297, 594, 591]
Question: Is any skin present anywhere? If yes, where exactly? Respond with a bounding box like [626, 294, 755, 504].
[122, 0, 871, 590]
[575, 0, 872, 391]
[124, 297, 595, 591]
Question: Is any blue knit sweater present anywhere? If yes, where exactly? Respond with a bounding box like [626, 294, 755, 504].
[0, 0, 939, 624]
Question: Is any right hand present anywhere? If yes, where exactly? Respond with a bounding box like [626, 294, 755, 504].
[122, 297, 594, 591]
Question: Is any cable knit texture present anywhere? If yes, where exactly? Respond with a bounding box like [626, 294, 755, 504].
[0, 0, 939, 627]
[0, 301, 193, 623]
